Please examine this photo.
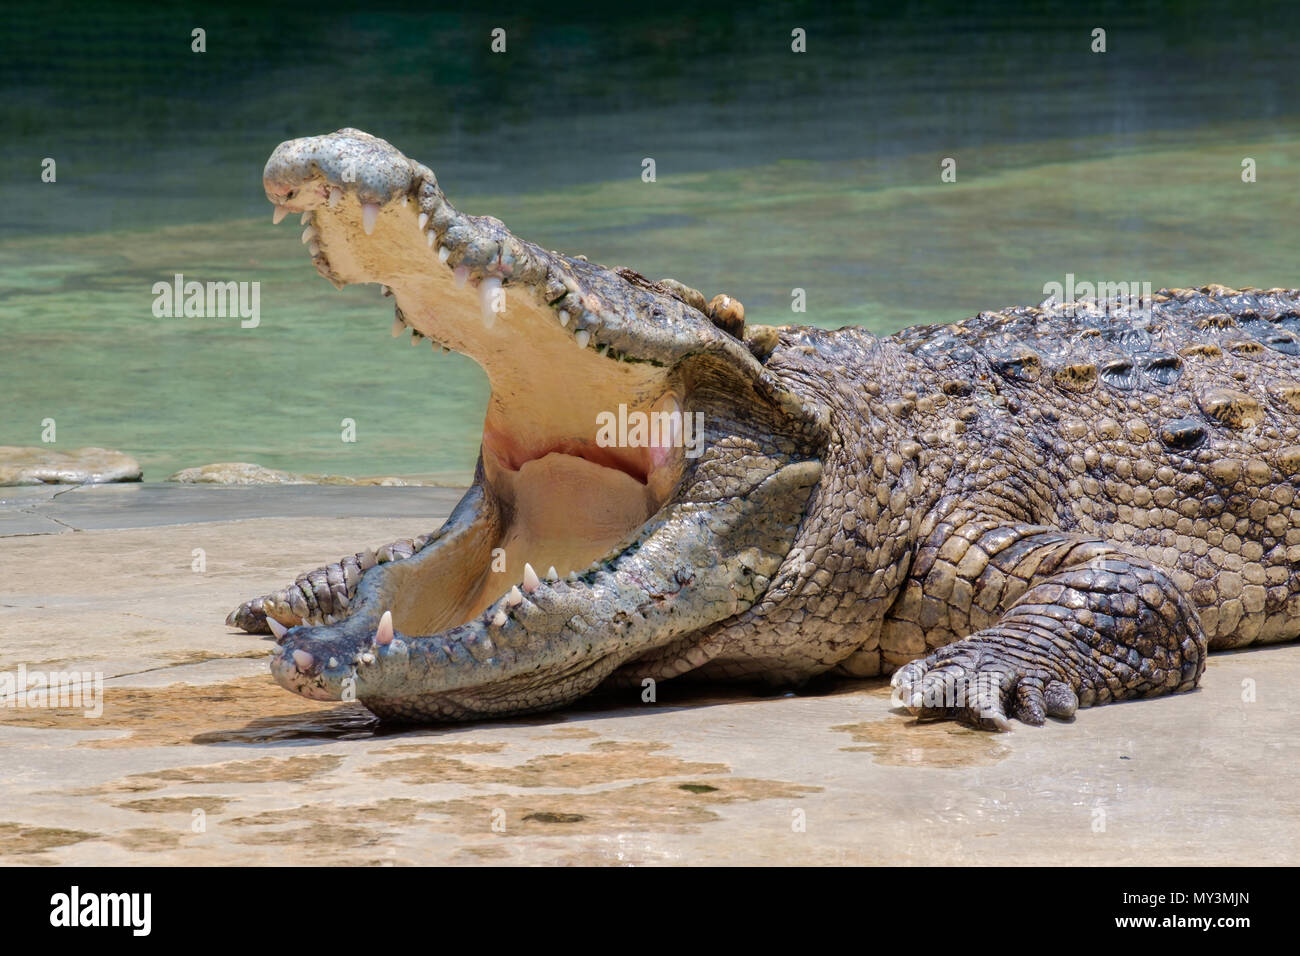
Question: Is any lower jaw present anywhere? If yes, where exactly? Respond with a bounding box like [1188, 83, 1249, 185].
[359, 652, 625, 722]
[379, 447, 672, 637]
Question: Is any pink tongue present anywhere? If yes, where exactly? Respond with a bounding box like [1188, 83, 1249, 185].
[485, 427, 650, 483]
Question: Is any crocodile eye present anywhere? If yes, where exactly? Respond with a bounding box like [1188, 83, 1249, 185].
[286, 189, 297, 200]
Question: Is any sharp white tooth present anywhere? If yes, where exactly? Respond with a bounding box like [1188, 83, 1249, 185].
[411, 332, 423, 346]
[427, 231, 436, 247]
[362, 202, 380, 235]
[291, 649, 314, 671]
[492, 610, 507, 627]
[558, 310, 569, 327]
[309, 241, 320, 256]
[272, 205, 289, 224]
[361, 652, 375, 664]
[267, 618, 288, 639]
[479, 277, 502, 327]
[453, 265, 470, 288]
[300, 211, 311, 226]
[567, 571, 578, 581]
[575, 329, 591, 348]
[328, 656, 338, 668]
[418, 212, 429, 231]
[375, 609, 394, 646]
[506, 585, 523, 606]
[547, 566, 558, 581]
[329, 186, 342, 208]
[391, 315, 406, 337]
[301, 226, 315, 244]
[438, 245, 450, 263]
[522, 562, 540, 594]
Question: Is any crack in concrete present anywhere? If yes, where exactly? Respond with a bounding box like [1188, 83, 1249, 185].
[0, 485, 104, 536]
[101, 655, 269, 684]
[2, 493, 82, 536]
[29, 487, 83, 531]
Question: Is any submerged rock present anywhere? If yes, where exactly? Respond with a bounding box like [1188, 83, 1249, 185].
[0, 446, 142, 486]
[166, 462, 425, 486]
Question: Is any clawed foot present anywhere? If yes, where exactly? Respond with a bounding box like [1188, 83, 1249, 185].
[890, 642, 1080, 731]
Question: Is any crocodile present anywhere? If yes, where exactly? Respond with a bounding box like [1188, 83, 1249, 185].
[229, 127, 1300, 728]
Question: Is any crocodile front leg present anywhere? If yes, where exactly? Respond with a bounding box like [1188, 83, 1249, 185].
[887, 518, 1207, 730]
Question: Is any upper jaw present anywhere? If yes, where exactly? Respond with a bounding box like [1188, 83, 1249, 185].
[263, 127, 829, 507]
[262, 128, 778, 374]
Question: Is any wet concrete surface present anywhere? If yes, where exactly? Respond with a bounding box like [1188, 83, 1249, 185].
[1, 485, 1297, 865]
[0, 482, 464, 535]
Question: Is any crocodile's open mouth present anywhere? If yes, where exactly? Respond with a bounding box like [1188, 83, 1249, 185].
[231, 130, 824, 721]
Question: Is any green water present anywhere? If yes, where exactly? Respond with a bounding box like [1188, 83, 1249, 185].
[3, 127, 1296, 483]
[2, 1, 1298, 483]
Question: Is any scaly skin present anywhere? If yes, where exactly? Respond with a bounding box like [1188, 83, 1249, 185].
[229, 128, 1300, 729]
